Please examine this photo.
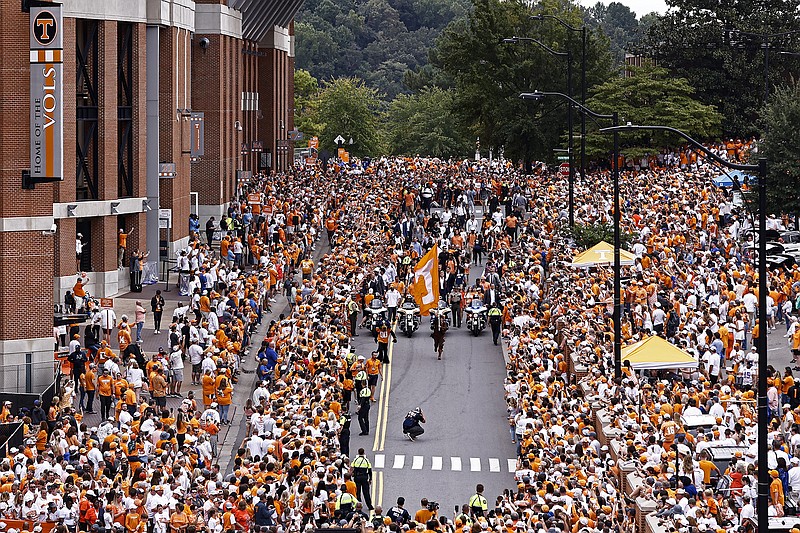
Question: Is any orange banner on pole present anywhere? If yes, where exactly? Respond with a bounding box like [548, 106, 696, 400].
[410, 244, 440, 316]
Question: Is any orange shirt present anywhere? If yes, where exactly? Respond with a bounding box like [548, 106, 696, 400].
[98, 374, 114, 396]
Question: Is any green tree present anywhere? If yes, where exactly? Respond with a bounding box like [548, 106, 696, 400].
[295, 0, 472, 99]
[584, 1, 642, 64]
[568, 222, 633, 249]
[583, 64, 722, 158]
[294, 69, 322, 139]
[755, 81, 800, 215]
[386, 87, 472, 157]
[639, 0, 800, 136]
[431, 0, 613, 165]
[312, 77, 386, 156]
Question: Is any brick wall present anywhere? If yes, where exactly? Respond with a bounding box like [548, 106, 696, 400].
[0, 232, 54, 341]
[191, 33, 244, 208]
[0, 4, 55, 344]
[159, 26, 191, 245]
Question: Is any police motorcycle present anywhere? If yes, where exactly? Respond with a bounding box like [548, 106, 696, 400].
[397, 295, 421, 337]
[364, 297, 388, 333]
[429, 299, 452, 329]
[464, 297, 488, 337]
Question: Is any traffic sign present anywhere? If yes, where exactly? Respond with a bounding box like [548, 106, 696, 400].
[559, 162, 570, 177]
[556, 155, 570, 161]
[334, 135, 346, 145]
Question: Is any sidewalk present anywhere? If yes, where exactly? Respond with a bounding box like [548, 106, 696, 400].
[76, 241, 329, 473]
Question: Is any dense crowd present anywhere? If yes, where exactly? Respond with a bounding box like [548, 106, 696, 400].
[0, 142, 791, 533]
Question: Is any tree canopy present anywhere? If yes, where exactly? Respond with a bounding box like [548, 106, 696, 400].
[311, 77, 387, 156]
[755, 81, 800, 215]
[430, 0, 613, 164]
[639, 0, 800, 136]
[295, 0, 471, 99]
[582, 64, 722, 159]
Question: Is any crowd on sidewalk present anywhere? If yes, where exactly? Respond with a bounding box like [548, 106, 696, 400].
[0, 144, 795, 533]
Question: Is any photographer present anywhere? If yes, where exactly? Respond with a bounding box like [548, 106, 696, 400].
[414, 499, 438, 525]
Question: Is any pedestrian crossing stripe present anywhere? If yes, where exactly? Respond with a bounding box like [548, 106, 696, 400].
[373, 454, 516, 473]
[393, 454, 405, 469]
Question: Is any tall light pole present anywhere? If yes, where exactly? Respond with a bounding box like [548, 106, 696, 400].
[503, 37, 574, 226]
[600, 123, 769, 530]
[531, 15, 587, 185]
[725, 28, 800, 105]
[520, 91, 620, 378]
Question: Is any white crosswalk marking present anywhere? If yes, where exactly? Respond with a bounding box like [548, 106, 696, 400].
[379, 455, 515, 472]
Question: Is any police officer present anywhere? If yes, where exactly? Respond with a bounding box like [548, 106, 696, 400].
[468, 484, 488, 518]
[488, 305, 502, 345]
[336, 484, 358, 519]
[357, 386, 371, 435]
[351, 448, 374, 510]
[375, 319, 397, 363]
[339, 412, 351, 458]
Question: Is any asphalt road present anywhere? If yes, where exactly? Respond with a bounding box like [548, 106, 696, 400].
[347, 284, 515, 518]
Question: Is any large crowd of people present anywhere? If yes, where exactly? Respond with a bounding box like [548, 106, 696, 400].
[0, 140, 793, 533]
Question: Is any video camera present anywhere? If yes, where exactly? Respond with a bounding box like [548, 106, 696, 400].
[427, 501, 440, 512]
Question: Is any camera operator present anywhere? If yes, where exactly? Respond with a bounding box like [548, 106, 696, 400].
[414, 498, 439, 525]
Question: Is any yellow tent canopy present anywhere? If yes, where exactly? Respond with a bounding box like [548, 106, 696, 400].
[571, 241, 635, 268]
[621, 335, 699, 370]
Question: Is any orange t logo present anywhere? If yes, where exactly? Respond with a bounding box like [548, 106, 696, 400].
[36, 18, 54, 41]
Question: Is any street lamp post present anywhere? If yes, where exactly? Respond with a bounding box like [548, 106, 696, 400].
[725, 28, 800, 104]
[503, 37, 574, 226]
[600, 123, 769, 530]
[531, 15, 587, 185]
[520, 91, 621, 378]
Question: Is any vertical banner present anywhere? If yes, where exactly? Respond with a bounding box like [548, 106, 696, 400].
[30, 3, 64, 182]
[190, 112, 205, 158]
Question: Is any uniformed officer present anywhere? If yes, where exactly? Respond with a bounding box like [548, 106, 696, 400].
[488, 305, 502, 345]
[350, 448, 374, 510]
[357, 386, 371, 435]
[468, 484, 488, 517]
[336, 484, 358, 518]
[339, 412, 351, 458]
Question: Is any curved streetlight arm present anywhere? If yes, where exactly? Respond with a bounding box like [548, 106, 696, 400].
[520, 91, 612, 121]
[503, 36, 569, 58]
[530, 14, 583, 33]
[599, 124, 761, 173]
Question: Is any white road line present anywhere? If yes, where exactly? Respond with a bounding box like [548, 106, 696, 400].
[451, 457, 462, 471]
[412, 456, 424, 470]
[489, 458, 500, 472]
[508, 459, 517, 472]
[374, 454, 385, 469]
[470, 457, 481, 472]
[432, 456, 443, 471]
[393, 455, 405, 469]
